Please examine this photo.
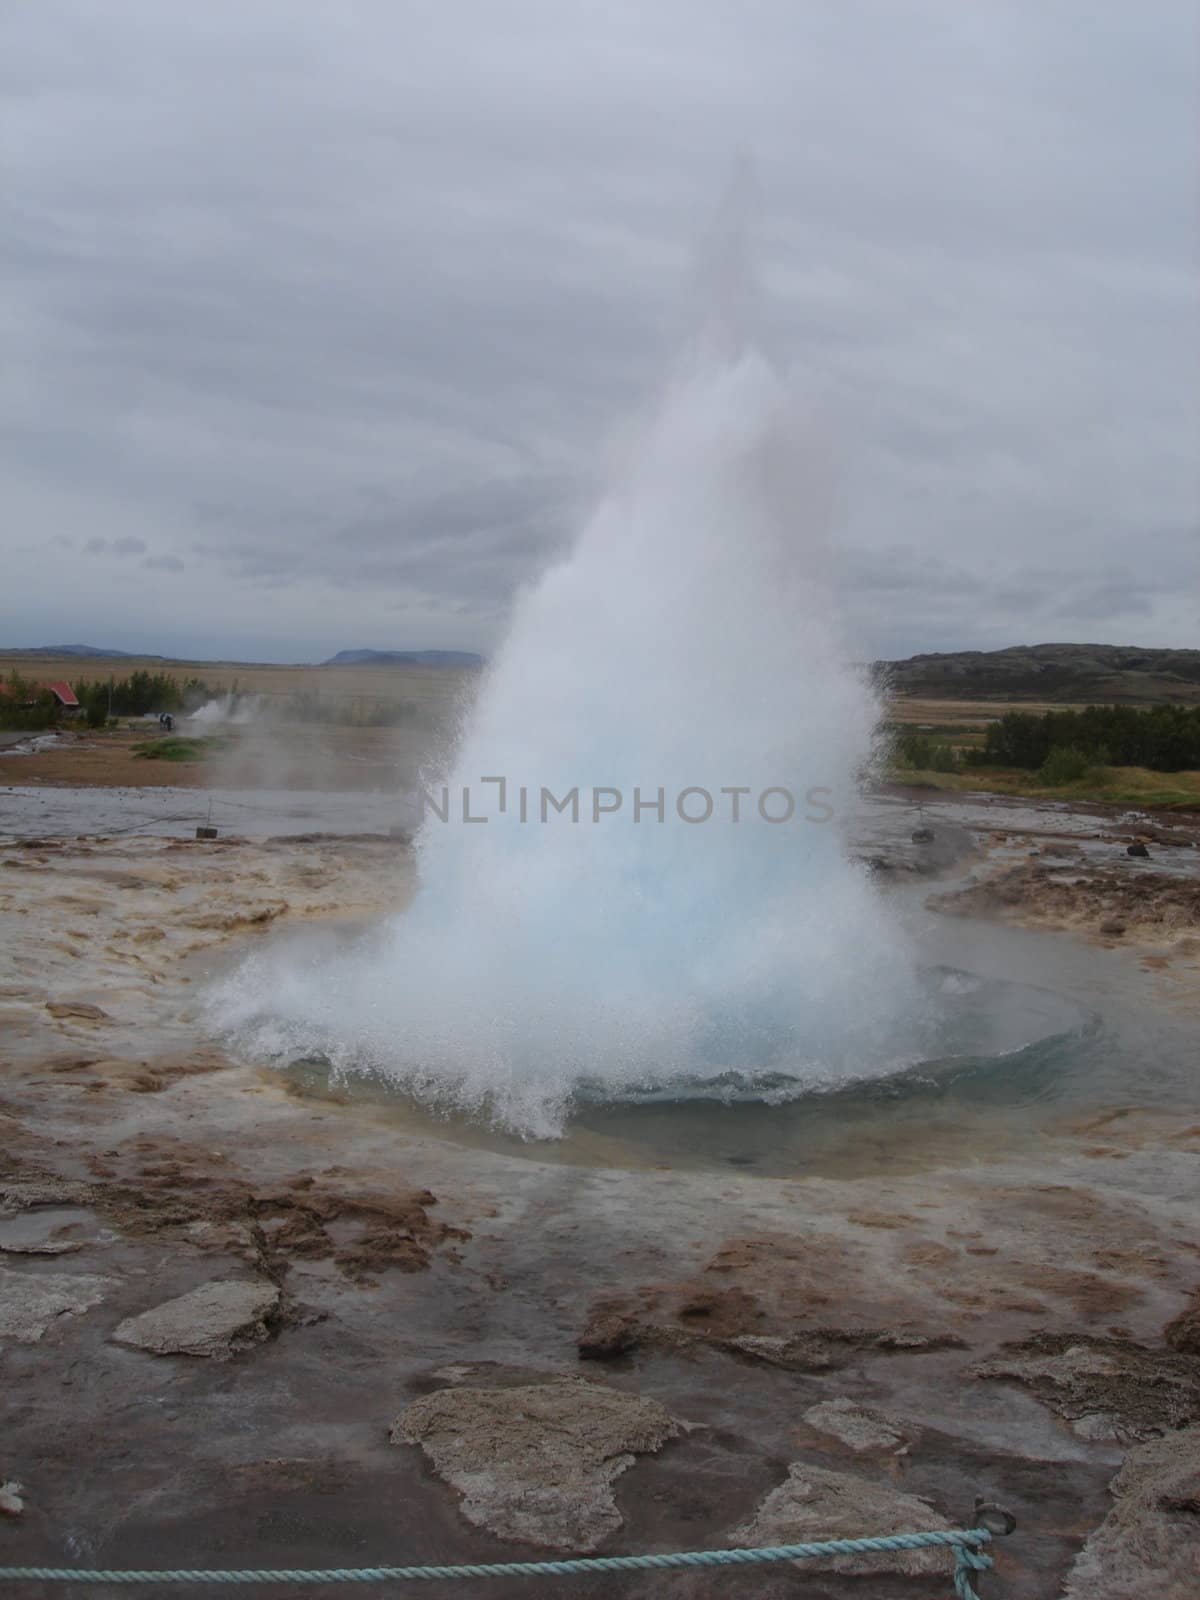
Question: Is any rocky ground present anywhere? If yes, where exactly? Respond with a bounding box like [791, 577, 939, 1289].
[1, 797, 1197, 1599]
[922, 807, 1200, 1015]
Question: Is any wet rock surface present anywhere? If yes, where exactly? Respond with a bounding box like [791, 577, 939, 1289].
[1164, 1292, 1200, 1357]
[971, 1333, 1200, 1440]
[111, 1278, 281, 1359]
[577, 1307, 642, 1360]
[577, 1229, 977, 1373]
[40, 1047, 230, 1094]
[83, 1145, 466, 1283]
[0, 1206, 93, 1255]
[801, 1396, 908, 1452]
[931, 860, 1200, 947]
[728, 1462, 953, 1576]
[393, 1378, 682, 1550]
[45, 1000, 112, 1022]
[1, 806, 1198, 1596]
[0, 1265, 117, 1343]
[1063, 1425, 1200, 1600]
[0, 1177, 94, 1211]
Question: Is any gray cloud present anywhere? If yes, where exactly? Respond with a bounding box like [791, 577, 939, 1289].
[0, 0, 1196, 661]
[76, 533, 146, 558]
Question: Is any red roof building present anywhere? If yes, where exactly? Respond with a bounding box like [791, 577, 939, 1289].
[0, 680, 79, 711]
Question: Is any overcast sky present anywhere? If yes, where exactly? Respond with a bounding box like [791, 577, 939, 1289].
[2, 1, 1197, 663]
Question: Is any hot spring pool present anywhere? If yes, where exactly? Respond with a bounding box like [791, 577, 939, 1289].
[207, 888, 1197, 1180]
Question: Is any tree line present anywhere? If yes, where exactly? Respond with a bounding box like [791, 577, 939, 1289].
[72, 672, 210, 725]
[974, 704, 1200, 773]
[1, 670, 211, 730]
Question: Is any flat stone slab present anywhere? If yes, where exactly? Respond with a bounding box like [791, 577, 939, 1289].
[46, 1000, 112, 1022]
[728, 1462, 953, 1577]
[1164, 1293, 1200, 1357]
[802, 1396, 908, 1452]
[392, 1377, 681, 1550]
[111, 1279, 280, 1359]
[0, 1266, 117, 1343]
[1065, 1424, 1200, 1600]
[0, 1179, 93, 1213]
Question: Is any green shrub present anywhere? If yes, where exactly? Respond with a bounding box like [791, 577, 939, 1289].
[1039, 745, 1093, 784]
[132, 736, 210, 762]
[894, 730, 961, 772]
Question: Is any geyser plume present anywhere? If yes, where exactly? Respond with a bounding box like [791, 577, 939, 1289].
[213, 318, 921, 1136]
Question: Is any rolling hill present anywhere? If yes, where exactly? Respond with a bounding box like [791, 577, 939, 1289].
[0, 644, 136, 659]
[876, 643, 1200, 704]
[323, 648, 484, 668]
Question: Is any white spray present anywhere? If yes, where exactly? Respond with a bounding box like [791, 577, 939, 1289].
[212, 213, 921, 1137]
[188, 694, 262, 727]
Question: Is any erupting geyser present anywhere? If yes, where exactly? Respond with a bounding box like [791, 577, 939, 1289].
[213, 287, 925, 1137]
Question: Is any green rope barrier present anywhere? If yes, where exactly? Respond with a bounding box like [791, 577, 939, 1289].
[0, 1526, 999, 1597]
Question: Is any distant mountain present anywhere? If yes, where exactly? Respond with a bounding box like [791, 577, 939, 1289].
[323, 648, 484, 668]
[876, 643, 1200, 704]
[0, 644, 135, 658]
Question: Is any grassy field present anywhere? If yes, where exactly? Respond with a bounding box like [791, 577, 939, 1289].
[0, 652, 476, 721]
[886, 696, 1097, 728]
[4, 661, 1097, 728]
[896, 764, 1200, 810]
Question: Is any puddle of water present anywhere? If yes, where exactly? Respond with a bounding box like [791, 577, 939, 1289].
[0, 784, 413, 839]
[0, 1206, 104, 1255]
